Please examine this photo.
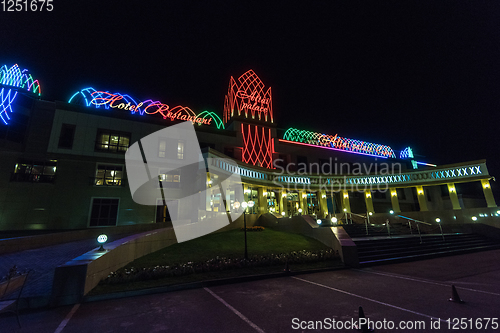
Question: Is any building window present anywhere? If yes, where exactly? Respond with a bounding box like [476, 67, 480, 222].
[89, 198, 119, 226]
[11, 160, 57, 183]
[158, 139, 185, 159]
[58, 124, 76, 149]
[95, 130, 130, 153]
[177, 140, 184, 159]
[93, 165, 123, 186]
[397, 188, 407, 200]
[159, 170, 181, 188]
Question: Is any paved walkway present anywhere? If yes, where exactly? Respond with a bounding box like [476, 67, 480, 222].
[1, 249, 499, 332]
[0, 234, 132, 300]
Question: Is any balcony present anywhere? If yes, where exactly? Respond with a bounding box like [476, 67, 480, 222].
[10, 173, 56, 183]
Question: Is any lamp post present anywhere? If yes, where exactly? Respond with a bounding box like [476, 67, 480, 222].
[241, 201, 254, 260]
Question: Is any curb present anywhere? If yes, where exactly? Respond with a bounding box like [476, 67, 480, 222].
[83, 264, 346, 304]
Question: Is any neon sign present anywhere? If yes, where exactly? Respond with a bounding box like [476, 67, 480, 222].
[68, 87, 225, 129]
[241, 123, 275, 168]
[399, 147, 414, 159]
[0, 64, 41, 125]
[224, 70, 273, 123]
[281, 128, 396, 158]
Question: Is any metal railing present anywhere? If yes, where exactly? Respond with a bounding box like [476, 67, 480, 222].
[396, 215, 443, 243]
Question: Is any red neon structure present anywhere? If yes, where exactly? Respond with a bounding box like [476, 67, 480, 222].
[224, 70, 273, 124]
[241, 123, 275, 169]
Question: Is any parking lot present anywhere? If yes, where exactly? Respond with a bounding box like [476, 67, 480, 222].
[2, 249, 500, 333]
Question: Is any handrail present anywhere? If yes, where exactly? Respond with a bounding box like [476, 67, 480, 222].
[396, 215, 432, 225]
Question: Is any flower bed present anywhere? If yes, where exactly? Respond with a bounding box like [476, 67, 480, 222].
[101, 249, 338, 285]
[241, 226, 265, 231]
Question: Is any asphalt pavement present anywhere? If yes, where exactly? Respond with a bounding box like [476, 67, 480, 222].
[1, 248, 499, 332]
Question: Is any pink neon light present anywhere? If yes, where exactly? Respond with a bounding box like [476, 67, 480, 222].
[278, 139, 389, 159]
[224, 70, 273, 124]
[242, 124, 275, 168]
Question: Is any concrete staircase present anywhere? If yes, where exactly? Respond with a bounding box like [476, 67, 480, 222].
[352, 233, 500, 265]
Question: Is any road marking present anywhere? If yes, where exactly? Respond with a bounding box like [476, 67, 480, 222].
[204, 287, 266, 333]
[292, 276, 447, 322]
[356, 269, 500, 297]
[54, 303, 80, 333]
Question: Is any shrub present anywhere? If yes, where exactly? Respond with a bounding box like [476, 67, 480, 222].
[101, 249, 339, 285]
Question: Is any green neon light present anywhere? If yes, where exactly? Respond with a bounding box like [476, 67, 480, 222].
[197, 110, 225, 129]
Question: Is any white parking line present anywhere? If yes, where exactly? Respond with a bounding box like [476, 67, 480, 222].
[292, 276, 447, 322]
[356, 269, 500, 297]
[204, 287, 266, 333]
[54, 303, 80, 333]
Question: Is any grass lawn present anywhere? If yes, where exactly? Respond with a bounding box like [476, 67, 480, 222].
[127, 227, 331, 269]
[89, 228, 343, 295]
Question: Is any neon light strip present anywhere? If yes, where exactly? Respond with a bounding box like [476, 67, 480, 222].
[68, 87, 225, 129]
[416, 161, 437, 167]
[0, 64, 41, 125]
[278, 139, 388, 159]
[283, 127, 395, 158]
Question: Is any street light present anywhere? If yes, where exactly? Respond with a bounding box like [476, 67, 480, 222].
[331, 217, 338, 223]
[97, 234, 107, 251]
[241, 201, 254, 260]
[389, 210, 394, 214]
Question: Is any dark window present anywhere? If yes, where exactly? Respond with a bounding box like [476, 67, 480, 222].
[199, 142, 215, 149]
[297, 156, 308, 172]
[90, 198, 119, 226]
[373, 191, 386, 199]
[11, 160, 57, 183]
[224, 147, 234, 158]
[93, 165, 123, 186]
[95, 129, 130, 153]
[397, 188, 407, 200]
[58, 124, 76, 149]
[0, 113, 29, 143]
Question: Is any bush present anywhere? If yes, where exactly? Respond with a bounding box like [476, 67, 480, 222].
[101, 249, 339, 285]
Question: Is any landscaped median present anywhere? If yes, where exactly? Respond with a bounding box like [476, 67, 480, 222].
[88, 227, 342, 295]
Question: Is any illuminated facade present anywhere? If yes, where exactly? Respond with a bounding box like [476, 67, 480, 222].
[0, 66, 497, 231]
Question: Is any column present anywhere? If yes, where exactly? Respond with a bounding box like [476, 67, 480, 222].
[447, 183, 461, 210]
[257, 187, 267, 214]
[481, 179, 497, 208]
[364, 190, 374, 214]
[342, 190, 351, 213]
[317, 190, 328, 218]
[299, 191, 307, 214]
[415, 185, 428, 211]
[389, 188, 401, 213]
[278, 189, 285, 214]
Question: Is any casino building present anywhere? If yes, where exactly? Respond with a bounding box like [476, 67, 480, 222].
[0, 64, 497, 231]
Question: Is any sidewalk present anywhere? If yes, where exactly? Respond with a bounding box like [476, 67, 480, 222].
[0, 233, 133, 307]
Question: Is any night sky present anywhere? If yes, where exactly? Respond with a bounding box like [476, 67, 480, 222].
[2, 1, 499, 198]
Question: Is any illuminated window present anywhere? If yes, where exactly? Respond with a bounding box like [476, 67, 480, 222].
[11, 160, 57, 183]
[89, 198, 119, 226]
[94, 165, 123, 186]
[58, 124, 76, 149]
[95, 129, 130, 153]
[158, 139, 185, 159]
[178, 140, 184, 159]
[159, 170, 181, 188]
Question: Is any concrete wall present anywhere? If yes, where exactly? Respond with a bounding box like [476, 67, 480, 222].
[0, 223, 170, 255]
[51, 227, 177, 306]
[257, 213, 356, 266]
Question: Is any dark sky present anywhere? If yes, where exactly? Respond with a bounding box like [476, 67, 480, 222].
[2, 0, 499, 196]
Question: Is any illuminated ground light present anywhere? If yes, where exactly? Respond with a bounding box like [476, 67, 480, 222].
[0, 64, 41, 125]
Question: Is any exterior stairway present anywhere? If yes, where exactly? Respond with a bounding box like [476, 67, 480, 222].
[342, 223, 500, 266]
